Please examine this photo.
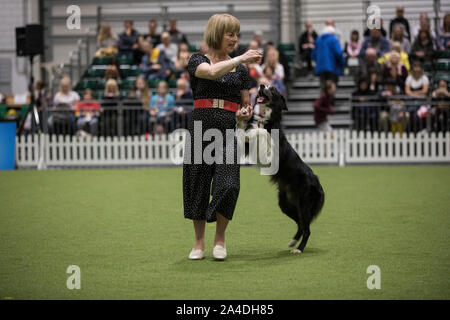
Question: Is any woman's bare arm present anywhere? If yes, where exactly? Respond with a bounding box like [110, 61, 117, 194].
[195, 50, 262, 80]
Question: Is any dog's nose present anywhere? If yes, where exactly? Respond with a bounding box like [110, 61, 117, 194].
[259, 84, 265, 90]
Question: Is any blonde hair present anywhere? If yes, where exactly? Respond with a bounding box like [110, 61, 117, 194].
[59, 76, 72, 94]
[204, 14, 240, 50]
[97, 23, 113, 44]
[104, 79, 119, 97]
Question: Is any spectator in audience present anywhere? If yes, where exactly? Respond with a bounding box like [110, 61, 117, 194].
[346, 30, 362, 58]
[405, 61, 430, 131]
[437, 13, 450, 51]
[140, 41, 174, 81]
[355, 47, 382, 84]
[175, 78, 193, 103]
[364, 18, 388, 38]
[352, 77, 372, 131]
[379, 77, 405, 134]
[411, 13, 436, 40]
[117, 20, 140, 59]
[49, 76, 79, 134]
[104, 59, 121, 81]
[325, 19, 343, 46]
[157, 31, 178, 63]
[312, 25, 345, 86]
[261, 47, 285, 81]
[382, 51, 408, 91]
[389, 6, 411, 41]
[75, 89, 101, 136]
[368, 71, 381, 95]
[140, 81, 175, 134]
[379, 41, 410, 71]
[246, 40, 263, 81]
[95, 23, 118, 57]
[143, 19, 161, 48]
[391, 24, 411, 54]
[360, 28, 391, 58]
[168, 19, 188, 45]
[410, 29, 436, 64]
[174, 43, 191, 77]
[431, 79, 450, 131]
[263, 41, 290, 82]
[263, 66, 286, 96]
[103, 79, 120, 99]
[128, 76, 151, 106]
[314, 79, 336, 131]
[253, 30, 265, 52]
[299, 21, 318, 73]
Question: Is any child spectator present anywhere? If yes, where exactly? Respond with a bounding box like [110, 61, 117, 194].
[75, 89, 101, 136]
[103, 79, 120, 99]
[314, 80, 336, 131]
[174, 78, 193, 103]
[104, 59, 121, 81]
[140, 81, 175, 134]
[380, 78, 404, 133]
[352, 78, 372, 130]
[263, 66, 286, 96]
[128, 76, 150, 106]
[431, 79, 450, 131]
[344, 30, 362, 67]
[174, 43, 191, 77]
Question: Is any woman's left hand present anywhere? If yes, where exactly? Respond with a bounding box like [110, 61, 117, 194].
[236, 105, 253, 121]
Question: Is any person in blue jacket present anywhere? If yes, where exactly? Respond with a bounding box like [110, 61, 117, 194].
[312, 26, 345, 86]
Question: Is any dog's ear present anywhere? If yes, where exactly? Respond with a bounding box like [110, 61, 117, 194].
[280, 94, 288, 111]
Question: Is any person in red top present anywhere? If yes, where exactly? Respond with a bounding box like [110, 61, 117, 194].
[75, 88, 102, 136]
[314, 79, 336, 131]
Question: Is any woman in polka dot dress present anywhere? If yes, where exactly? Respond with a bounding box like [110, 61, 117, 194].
[183, 14, 262, 260]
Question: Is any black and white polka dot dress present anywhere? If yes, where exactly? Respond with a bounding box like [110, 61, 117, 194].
[183, 53, 251, 223]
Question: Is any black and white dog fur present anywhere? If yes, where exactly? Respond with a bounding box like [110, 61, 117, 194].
[237, 84, 325, 254]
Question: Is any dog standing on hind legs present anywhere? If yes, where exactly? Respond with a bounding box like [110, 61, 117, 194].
[238, 84, 325, 254]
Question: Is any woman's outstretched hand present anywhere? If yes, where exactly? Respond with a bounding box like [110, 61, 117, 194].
[236, 105, 253, 121]
[237, 50, 263, 64]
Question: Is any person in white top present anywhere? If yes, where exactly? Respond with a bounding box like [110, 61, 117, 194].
[156, 32, 178, 63]
[50, 76, 80, 134]
[261, 48, 285, 81]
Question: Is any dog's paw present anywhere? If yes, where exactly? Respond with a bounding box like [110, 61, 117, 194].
[290, 249, 302, 254]
[288, 239, 298, 247]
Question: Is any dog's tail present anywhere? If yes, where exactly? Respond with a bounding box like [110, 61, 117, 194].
[309, 178, 325, 220]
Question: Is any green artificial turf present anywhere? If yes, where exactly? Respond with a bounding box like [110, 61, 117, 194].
[0, 165, 449, 300]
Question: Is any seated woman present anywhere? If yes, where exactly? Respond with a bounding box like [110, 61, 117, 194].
[382, 51, 408, 92]
[103, 79, 120, 99]
[174, 43, 191, 77]
[75, 89, 101, 136]
[95, 23, 118, 57]
[49, 76, 79, 135]
[261, 48, 285, 81]
[410, 29, 436, 64]
[405, 61, 430, 132]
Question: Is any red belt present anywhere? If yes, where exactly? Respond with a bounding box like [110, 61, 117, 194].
[194, 99, 239, 113]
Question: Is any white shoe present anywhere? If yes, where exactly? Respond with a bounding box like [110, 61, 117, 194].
[213, 245, 227, 260]
[188, 249, 204, 260]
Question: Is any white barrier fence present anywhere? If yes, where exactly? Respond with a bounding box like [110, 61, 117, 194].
[15, 130, 450, 168]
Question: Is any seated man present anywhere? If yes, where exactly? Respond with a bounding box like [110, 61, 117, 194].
[360, 28, 391, 58]
[117, 20, 140, 58]
[140, 41, 174, 81]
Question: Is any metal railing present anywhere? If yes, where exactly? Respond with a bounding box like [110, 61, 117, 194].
[352, 94, 450, 134]
[22, 98, 193, 138]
